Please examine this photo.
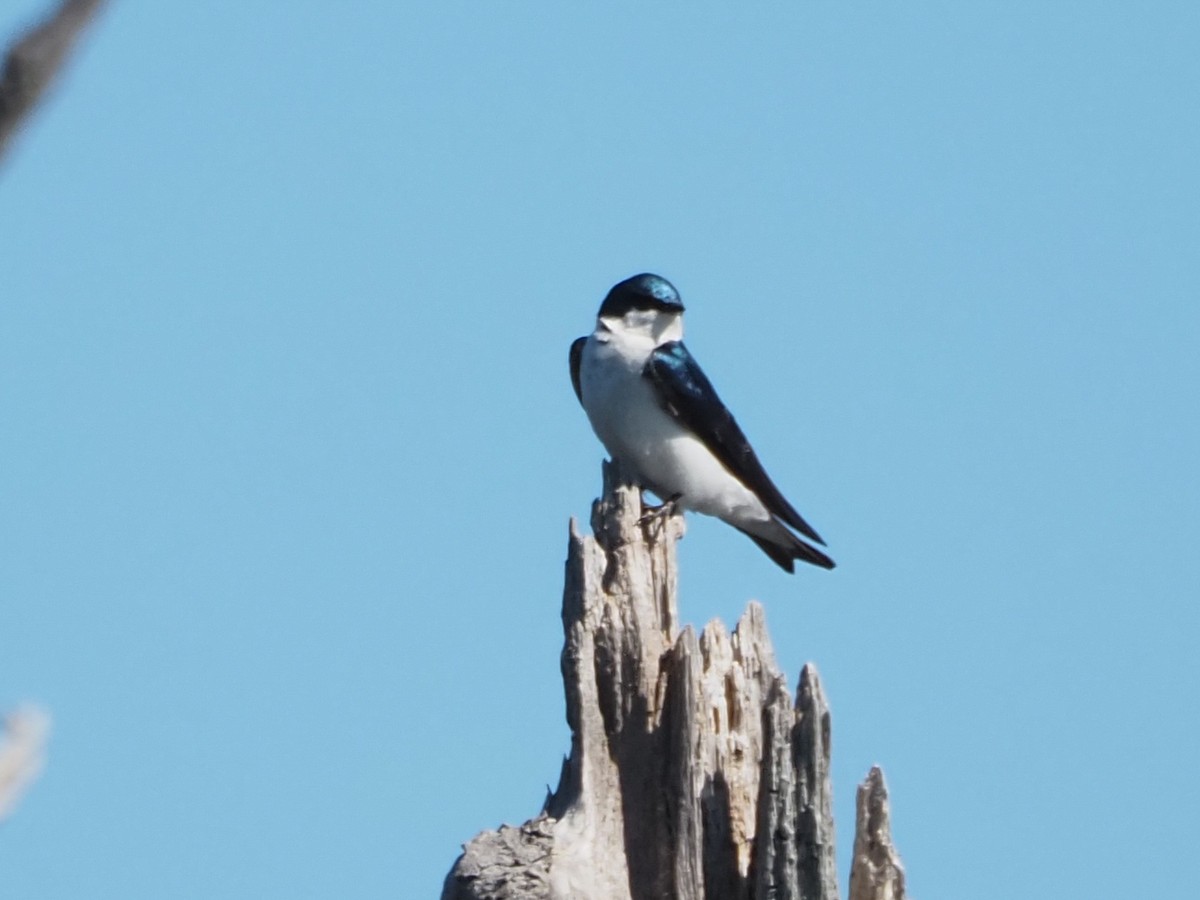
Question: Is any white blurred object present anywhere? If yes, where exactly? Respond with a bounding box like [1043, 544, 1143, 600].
[0, 706, 51, 823]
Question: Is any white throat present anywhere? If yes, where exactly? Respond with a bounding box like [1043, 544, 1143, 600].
[598, 308, 684, 348]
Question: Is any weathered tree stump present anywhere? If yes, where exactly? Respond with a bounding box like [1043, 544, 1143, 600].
[442, 462, 906, 900]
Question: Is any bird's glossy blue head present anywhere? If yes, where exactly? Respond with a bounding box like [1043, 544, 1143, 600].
[598, 273, 685, 318]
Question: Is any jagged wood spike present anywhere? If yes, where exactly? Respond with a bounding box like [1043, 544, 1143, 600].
[794, 664, 839, 900]
[750, 675, 800, 899]
[847, 767, 907, 900]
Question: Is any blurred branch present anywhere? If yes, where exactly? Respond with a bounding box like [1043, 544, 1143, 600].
[0, 0, 106, 162]
[0, 707, 50, 823]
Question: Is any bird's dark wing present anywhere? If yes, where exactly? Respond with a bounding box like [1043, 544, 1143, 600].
[569, 336, 586, 405]
[643, 340, 827, 546]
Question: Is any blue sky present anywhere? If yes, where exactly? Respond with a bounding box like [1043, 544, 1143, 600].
[2, 2, 1197, 897]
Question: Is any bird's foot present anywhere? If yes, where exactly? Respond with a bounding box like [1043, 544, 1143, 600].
[638, 493, 682, 532]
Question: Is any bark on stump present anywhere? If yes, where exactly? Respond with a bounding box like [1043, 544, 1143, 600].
[443, 462, 906, 900]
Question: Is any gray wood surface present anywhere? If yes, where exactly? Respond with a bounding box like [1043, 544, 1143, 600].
[848, 768, 907, 900]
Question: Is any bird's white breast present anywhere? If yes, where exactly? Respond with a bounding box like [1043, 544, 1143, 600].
[578, 322, 771, 526]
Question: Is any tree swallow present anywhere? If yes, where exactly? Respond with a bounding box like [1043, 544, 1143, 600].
[569, 273, 835, 573]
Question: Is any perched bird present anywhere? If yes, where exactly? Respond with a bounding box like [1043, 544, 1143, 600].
[570, 273, 834, 573]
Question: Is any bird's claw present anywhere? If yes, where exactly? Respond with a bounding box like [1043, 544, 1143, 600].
[638, 493, 682, 530]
